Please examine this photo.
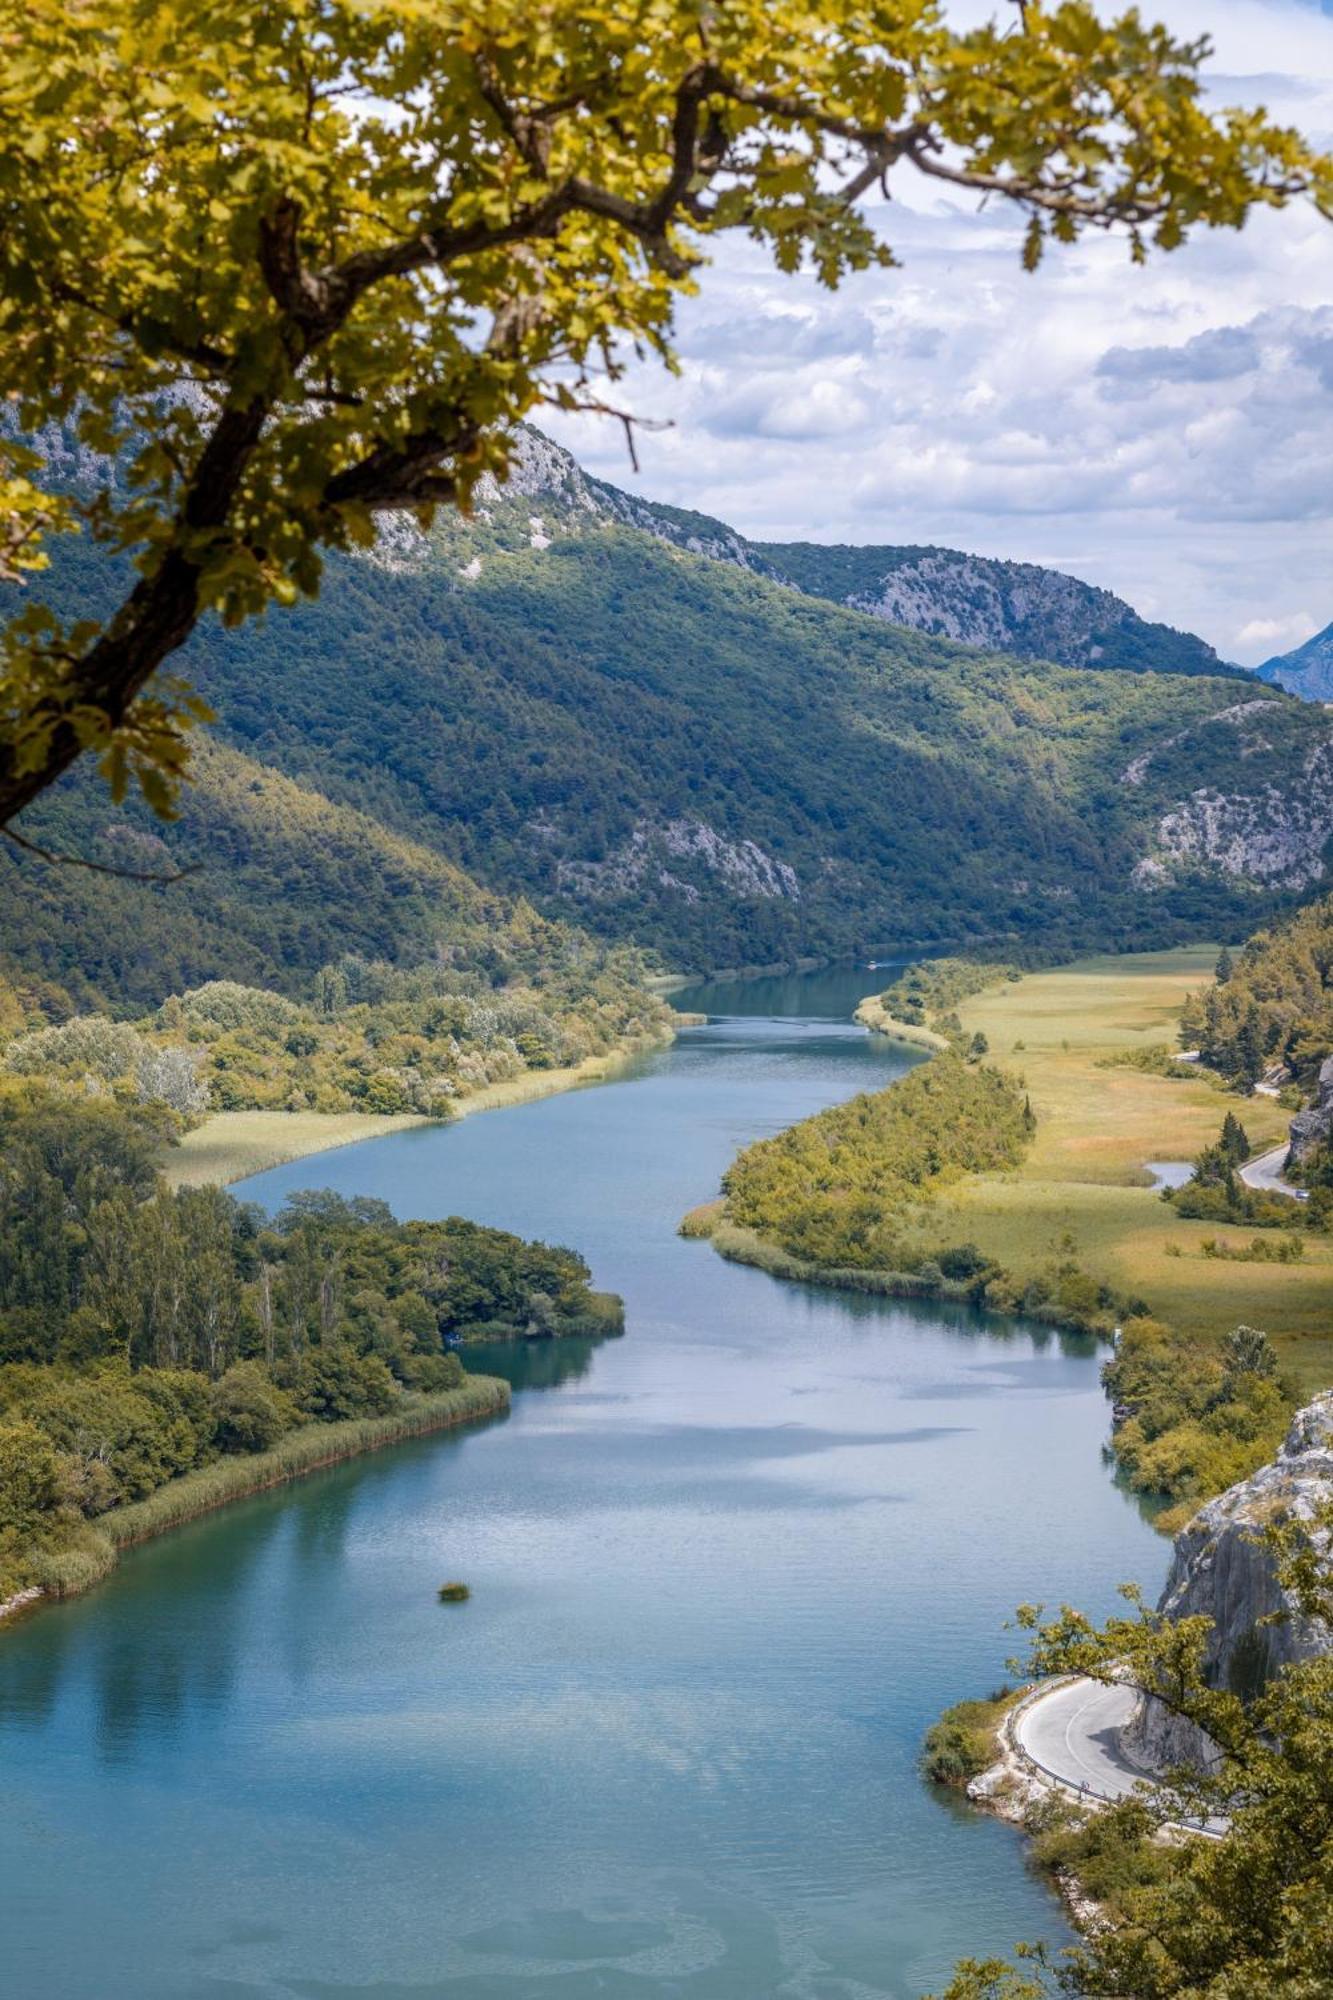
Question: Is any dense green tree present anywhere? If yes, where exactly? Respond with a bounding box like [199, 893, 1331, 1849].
[0, 1097, 615, 1593]
[208, 1363, 296, 1456]
[721, 1052, 1033, 1269]
[0, 1418, 61, 1538]
[1102, 1317, 1292, 1516]
[1218, 1111, 1250, 1164]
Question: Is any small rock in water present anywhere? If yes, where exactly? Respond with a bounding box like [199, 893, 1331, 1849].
[438, 1581, 470, 1603]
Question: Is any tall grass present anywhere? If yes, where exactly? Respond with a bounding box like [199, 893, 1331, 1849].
[29, 1524, 118, 1598]
[105, 1377, 510, 1550]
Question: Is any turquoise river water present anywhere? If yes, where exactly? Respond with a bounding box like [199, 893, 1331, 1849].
[0, 963, 1166, 1998]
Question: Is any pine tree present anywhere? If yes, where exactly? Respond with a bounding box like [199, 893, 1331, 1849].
[1219, 1111, 1250, 1164]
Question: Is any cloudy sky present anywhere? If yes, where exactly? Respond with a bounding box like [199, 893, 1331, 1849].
[545, 0, 1333, 666]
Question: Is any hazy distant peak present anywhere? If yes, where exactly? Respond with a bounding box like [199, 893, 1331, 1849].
[1257, 622, 1333, 702]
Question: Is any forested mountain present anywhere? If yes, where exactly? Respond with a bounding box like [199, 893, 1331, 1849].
[753, 541, 1232, 677]
[0, 740, 664, 1062]
[1257, 621, 1333, 702]
[10, 425, 1333, 983]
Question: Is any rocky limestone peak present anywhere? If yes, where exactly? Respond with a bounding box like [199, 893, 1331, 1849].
[1124, 1393, 1333, 1771]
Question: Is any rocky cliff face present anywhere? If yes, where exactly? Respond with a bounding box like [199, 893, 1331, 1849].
[1289, 1054, 1333, 1165]
[1124, 1394, 1333, 1771]
[765, 542, 1232, 678]
[1144, 738, 1333, 893]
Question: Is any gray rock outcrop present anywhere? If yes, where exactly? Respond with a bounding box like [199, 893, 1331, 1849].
[1288, 1053, 1333, 1165]
[1123, 1393, 1333, 1771]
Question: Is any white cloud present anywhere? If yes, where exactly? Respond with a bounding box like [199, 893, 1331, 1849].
[544, 0, 1333, 662]
[1237, 611, 1320, 652]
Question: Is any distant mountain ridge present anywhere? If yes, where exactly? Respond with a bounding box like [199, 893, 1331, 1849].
[436, 428, 1235, 679]
[1257, 623, 1333, 702]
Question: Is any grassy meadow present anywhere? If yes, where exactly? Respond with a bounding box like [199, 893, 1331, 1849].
[905, 950, 1333, 1387]
[164, 1109, 432, 1188]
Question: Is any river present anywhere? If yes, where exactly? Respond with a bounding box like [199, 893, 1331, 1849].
[0, 963, 1165, 1998]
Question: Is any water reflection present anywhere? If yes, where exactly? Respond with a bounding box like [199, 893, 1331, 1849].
[468, 1330, 607, 1393]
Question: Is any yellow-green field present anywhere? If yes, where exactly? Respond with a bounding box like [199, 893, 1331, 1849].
[163, 1109, 431, 1188]
[901, 950, 1332, 1387]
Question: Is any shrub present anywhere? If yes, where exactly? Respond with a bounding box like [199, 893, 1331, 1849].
[402, 1351, 465, 1394]
[937, 1242, 990, 1280]
[0, 1419, 61, 1538]
[19, 1372, 201, 1506]
[210, 1363, 296, 1455]
[175, 982, 301, 1032]
[136, 1045, 209, 1115]
[288, 1348, 399, 1423]
[922, 1691, 1013, 1787]
[4, 1015, 145, 1084]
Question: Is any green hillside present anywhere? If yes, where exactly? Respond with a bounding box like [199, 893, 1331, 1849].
[0, 738, 660, 1028]
[174, 529, 1332, 970]
[8, 428, 1333, 983]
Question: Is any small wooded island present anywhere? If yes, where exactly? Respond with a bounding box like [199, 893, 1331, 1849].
[0, 1112, 619, 1618]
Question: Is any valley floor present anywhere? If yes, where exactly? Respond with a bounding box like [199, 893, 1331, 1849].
[909, 950, 1332, 1390]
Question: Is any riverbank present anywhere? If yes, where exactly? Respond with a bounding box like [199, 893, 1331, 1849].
[681, 1206, 1124, 1342]
[0, 1375, 510, 1632]
[164, 1031, 681, 1188]
[852, 995, 949, 1051]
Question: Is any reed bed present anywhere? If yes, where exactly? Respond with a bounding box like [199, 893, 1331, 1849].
[105, 1376, 510, 1551]
[704, 1219, 976, 1303]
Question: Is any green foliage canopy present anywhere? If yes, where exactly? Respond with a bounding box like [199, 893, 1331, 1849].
[1103, 1314, 1292, 1522]
[721, 1050, 1033, 1268]
[1181, 892, 1333, 1093]
[0, 0, 1327, 820]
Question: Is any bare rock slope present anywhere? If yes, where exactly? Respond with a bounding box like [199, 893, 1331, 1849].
[1126, 1394, 1333, 1770]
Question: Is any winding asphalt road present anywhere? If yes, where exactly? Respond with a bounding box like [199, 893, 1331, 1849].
[1239, 1144, 1306, 1200]
[1013, 1678, 1146, 1802]
[1012, 1679, 1229, 1836]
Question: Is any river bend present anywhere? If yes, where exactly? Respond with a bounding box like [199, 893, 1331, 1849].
[0, 963, 1164, 1998]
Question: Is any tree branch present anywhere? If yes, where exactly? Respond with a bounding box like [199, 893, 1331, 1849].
[0, 822, 197, 883]
[320, 425, 473, 511]
[0, 397, 268, 826]
[901, 132, 1309, 224]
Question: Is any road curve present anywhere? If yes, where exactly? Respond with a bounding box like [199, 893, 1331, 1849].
[1011, 1679, 1229, 1836]
[1013, 1678, 1145, 1803]
[1239, 1143, 1306, 1201]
